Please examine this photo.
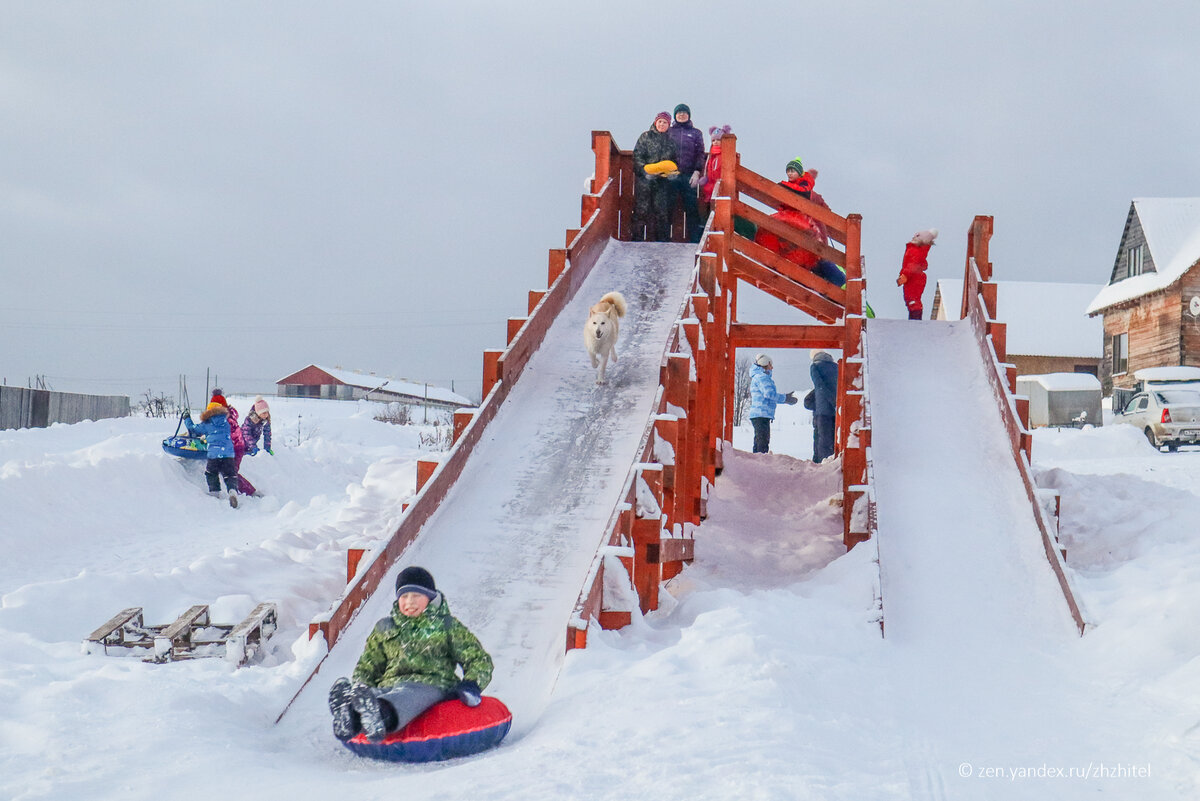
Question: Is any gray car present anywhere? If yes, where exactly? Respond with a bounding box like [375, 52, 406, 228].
[1116, 388, 1200, 451]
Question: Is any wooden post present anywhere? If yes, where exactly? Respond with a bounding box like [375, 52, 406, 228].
[452, 409, 474, 444]
[347, 548, 366, 584]
[482, 349, 502, 399]
[548, 249, 567, 285]
[507, 317, 527, 344]
[416, 459, 438, 493]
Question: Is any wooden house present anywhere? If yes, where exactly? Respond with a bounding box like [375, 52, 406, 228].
[932, 280, 1103, 378]
[1086, 198, 1200, 395]
[275, 364, 474, 411]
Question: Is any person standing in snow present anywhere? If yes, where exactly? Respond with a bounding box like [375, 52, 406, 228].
[328, 566, 494, 743]
[810, 350, 839, 464]
[896, 228, 938, 320]
[184, 397, 241, 507]
[240, 397, 273, 457]
[632, 111, 679, 242]
[747, 353, 797, 454]
[664, 103, 706, 243]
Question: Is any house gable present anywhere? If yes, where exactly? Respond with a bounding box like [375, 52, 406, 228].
[1088, 197, 1200, 315]
[1108, 203, 1156, 284]
[276, 365, 340, 386]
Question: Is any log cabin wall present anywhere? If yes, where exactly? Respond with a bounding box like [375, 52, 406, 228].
[1180, 265, 1200, 367]
[1010, 354, 1100, 377]
[1100, 288, 1183, 392]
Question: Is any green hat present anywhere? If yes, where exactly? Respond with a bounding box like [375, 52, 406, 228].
[673, 103, 691, 117]
[786, 157, 804, 175]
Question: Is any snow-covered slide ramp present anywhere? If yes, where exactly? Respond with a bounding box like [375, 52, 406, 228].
[287, 240, 698, 739]
[868, 318, 1078, 645]
[868, 319, 1085, 797]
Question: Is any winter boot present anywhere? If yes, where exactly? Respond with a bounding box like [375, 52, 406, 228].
[228, 490, 239, 509]
[351, 683, 388, 742]
[328, 678, 360, 741]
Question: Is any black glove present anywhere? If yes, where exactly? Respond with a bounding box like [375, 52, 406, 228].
[455, 680, 482, 707]
[785, 392, 799, 405]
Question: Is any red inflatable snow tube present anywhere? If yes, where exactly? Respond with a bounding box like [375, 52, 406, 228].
[342, 696, 512, 763]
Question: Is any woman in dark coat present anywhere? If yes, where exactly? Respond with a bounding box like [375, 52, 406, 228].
[632, 112, 678, 242]
[810, 350, 839, 463]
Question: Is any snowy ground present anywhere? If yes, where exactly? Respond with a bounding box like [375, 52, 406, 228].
[1, 393, 1198, 799]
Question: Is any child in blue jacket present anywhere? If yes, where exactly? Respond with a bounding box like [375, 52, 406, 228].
[184, 399, 241, 507]
[747, 354, 797, 454]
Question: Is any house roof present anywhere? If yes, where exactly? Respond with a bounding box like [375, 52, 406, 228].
[935, 279, 1103, 358]
[276, 364, 473, 407]
[1086, 197, 1200, 315]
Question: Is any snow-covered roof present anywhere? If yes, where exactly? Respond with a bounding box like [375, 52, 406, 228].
[935, 280, 1103, 357]
[1135, 366, 1200, 383]
[1016, 373, 1101, 391]
[1087, 197, 1200, 314]
[283, 364, 473, 406]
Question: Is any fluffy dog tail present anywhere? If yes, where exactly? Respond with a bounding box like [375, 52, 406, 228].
[599, 291, 627, 318]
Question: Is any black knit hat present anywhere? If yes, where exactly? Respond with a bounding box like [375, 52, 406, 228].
[673, 103, 691, 117]
[395, 566, 437, 600]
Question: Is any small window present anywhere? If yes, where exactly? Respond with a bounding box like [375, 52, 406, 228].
[1127, 244, 1146, 277]
[1112, 333, 1129, 375]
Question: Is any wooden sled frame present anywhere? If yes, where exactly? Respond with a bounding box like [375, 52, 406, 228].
[84, 602, 278, 666]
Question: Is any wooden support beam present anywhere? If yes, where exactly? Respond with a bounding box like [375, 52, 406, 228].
[729, 323, 844, 350]
[528, 289, 546, 315]
[731, 232, 847, 303]
[733, 201, 847, 268]
[730, 254, 842, 323]
[631, 517, 662, 613]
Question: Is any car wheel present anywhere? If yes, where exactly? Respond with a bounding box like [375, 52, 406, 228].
[1145, 427, 1160, 450]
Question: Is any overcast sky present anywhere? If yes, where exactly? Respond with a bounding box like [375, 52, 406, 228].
[4, 2, 1199, 403]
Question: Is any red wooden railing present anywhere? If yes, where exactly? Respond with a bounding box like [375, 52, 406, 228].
[958, 216, 1086, 634]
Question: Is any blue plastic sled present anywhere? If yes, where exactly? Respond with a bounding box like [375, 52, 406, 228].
[162, 434, 207, 460]
[342, 696, 512, 763]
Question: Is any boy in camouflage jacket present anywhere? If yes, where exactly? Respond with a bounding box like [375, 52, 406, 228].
[328, 566, 494, 742]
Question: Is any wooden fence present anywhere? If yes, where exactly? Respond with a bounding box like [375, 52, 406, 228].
[0, 386, 129, 430]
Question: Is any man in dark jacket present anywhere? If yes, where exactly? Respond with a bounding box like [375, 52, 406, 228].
[632, 112, 678, 242]
[666, 104, 706, 243]
[810, 350, 839, 463]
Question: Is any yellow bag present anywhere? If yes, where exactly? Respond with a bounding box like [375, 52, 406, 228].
[644, 160, 679, 176]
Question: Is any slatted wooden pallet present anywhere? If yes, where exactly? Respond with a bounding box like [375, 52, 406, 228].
[83, 602, 277, 666]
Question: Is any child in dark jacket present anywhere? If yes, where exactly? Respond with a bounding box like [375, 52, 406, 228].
[328, 566, 494, 742]
[184, 398, 241, 507]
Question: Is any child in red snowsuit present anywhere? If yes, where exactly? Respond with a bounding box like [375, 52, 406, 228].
[897, 229, 938, 319]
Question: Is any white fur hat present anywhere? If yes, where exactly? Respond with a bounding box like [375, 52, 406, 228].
[755, 353, 773, 368]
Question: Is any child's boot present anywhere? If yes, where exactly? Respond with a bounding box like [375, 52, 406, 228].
[350, 684, 388, 742]
[327, 678, 360, 741]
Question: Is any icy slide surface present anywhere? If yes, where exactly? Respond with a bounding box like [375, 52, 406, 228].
[285, 241, 698, 737]
[868, 319, 1086, 799]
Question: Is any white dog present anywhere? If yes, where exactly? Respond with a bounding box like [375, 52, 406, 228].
[583, 291, 627, 384]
